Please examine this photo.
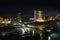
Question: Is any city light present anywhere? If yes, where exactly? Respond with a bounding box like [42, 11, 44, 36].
[0, 10, 60, 40]
[19, 20, 22, 22]
[36, 19, 46, 22]
[1, 21, 11, 23]
[22, 24, 25, 26]
[32, 29, 35, 36]
[21, 28, 25, 34]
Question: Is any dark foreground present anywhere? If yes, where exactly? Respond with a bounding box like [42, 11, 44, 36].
[0, 27, 40, 40]
[0, 35, 40, 40]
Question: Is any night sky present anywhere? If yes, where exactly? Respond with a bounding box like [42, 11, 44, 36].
[0, 0, 60, 18]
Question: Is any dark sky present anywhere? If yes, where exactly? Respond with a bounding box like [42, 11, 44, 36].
[0, 0, 60, 18]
